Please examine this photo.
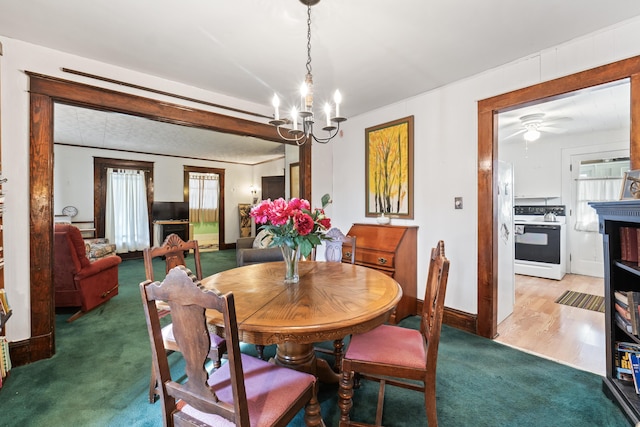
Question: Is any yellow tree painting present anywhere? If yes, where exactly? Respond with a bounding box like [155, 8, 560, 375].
[365, 116, 414, 218]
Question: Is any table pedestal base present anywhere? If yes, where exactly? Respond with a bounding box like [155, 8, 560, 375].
[275, 342, 339, 383]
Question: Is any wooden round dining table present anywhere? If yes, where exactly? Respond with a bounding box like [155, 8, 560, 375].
[201, 260, 402, 382]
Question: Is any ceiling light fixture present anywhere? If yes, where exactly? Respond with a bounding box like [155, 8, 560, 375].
[520, 113, 543, 142]
[269, 0, 346, 145]
[523, 128, 541, 142]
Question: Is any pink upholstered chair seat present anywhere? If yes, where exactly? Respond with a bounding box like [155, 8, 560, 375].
[345, 324, 426, 369]
[161, 323, 225, 349]
[180, 354, 317, 427]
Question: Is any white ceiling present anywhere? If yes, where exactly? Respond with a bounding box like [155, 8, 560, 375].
[3, 0, 640, 159]
[54, 104, 286, 164]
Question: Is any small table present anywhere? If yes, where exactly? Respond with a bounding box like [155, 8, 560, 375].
[202, 261, 402, 382]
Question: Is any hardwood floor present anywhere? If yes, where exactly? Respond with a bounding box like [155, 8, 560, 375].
[496, 273, 605, 376]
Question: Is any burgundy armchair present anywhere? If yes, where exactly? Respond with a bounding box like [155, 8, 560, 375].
[54, 223, 122, 322]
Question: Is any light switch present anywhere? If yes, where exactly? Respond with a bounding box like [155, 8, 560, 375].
[455, 197, 463, 209]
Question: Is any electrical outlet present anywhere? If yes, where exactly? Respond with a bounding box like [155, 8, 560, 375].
[454, 197, 463, 209]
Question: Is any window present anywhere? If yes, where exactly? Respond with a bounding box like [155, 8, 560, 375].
[105, 168, 151, 252]
[575, 158, 629, 232]
[189, 172, 219, 223]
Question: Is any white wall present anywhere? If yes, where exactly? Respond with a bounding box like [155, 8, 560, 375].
[4, 15, 640, 342]
[501, 128, 630, 201]
[53, 144, 271, 244]
[330, 16, 640, 314]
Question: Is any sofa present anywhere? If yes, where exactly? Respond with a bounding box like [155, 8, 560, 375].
[54, 223, 122, 322]
[236, 230, 283, 267]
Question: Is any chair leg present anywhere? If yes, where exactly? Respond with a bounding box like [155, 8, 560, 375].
[338, 369, 355, 426]
[375, 379, 386, 426]
[66, 309, 85, 323]
[148, 363, 158, 403]
[303, 391, 323, 427]
[332, 339, 344, 372]
[425, 374, 438, 427]
[255, 344, 265, 360]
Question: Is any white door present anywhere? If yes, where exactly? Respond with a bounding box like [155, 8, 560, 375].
[568, 150, 628, 277]
[497, 161, 514, 323]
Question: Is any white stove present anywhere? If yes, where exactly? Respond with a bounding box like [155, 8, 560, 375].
[513, 205, 566, 280]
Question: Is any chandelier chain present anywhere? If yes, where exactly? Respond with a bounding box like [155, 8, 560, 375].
[306, 4, 312, 75]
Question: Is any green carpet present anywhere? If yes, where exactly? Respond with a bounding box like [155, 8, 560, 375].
[0, 250, 630, 426]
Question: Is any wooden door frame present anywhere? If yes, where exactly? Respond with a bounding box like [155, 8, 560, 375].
[23, 72, 311, 365]
[477, 55, 640, 338]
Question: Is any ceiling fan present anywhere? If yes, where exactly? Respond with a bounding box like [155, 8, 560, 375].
[502, 113, 570, 142]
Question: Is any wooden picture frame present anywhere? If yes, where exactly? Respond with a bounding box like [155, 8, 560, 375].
[289, 162, 300, 199]
[620, 170, 640, 200]
[238, 203, 252, 237]
[365, 116, 414, 218]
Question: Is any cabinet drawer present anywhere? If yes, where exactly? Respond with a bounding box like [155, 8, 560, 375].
[358, 248, 395, 269]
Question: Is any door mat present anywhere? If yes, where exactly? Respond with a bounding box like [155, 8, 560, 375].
[555, 290, 605, 313]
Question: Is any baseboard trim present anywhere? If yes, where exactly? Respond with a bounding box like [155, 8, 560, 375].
[9, 333, 54, 367]
[417, 299, 478, 335]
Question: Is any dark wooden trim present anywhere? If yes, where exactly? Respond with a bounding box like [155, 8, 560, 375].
[93, 157, 154, 240]
[443, 307, 478, 334]
[416, 300, 478, 335]
[27, 73, 311, 365]
[183, 166, 227, 249]
[477, 55, 640, 339]
[30, 92, 55, 360]
[8, 337, 46, 367]
[299, 142, 312, 202]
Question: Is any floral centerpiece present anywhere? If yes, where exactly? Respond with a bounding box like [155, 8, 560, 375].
[250, 194, 332, 283]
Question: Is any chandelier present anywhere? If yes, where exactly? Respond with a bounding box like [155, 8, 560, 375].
[269, 0, 346, 145]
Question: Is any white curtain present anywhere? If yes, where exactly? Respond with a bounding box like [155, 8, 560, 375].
[575, 177, 623, 232]
[106, 168, 150, 253]
[189, 173, 219, 223]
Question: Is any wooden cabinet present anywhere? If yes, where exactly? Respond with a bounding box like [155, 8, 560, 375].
[591, 200, 640, 424]
[344, 224, 417, 323]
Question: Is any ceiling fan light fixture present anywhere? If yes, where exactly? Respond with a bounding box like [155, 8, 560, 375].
[523, 128, 541, 142]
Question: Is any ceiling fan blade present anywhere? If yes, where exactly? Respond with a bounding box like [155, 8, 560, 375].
[500, 129, 526, 140]
[539, 125, 567, 134]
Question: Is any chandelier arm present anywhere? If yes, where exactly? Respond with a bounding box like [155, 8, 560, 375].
[275, 125, 307, 143]
[310, 122, 341, 144]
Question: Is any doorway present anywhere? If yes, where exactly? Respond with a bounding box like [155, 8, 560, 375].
[262, 175, 285, 200]
[185, 166, 225, 252]
[477, 55, 640, 340]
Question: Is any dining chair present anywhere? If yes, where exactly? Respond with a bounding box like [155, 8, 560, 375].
[337, 240, 450, 427]
[143, 233, 226, 404]
[341, 235, 357, 265]
[140, 265, 323, 427]
[315, 234, 357, 371]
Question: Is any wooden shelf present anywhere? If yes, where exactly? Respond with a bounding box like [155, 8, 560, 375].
[591, 200, 640, 424]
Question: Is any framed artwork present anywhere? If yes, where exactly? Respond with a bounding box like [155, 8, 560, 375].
[238, 203, 252, 237]
[620, 170, 640, 199]
[289, 162, 300, 199]
[365, 116, 414, 218]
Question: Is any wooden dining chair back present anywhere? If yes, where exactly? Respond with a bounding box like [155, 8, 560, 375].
[140, 266, 322, 427]
[143, 233, 203, 282]
[341, 235, 357, 265]
[338, 240, 450, 427]
[143, 233, 223, 404]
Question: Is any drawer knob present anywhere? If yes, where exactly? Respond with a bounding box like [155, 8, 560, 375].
[378, 257, 387, 265]
[345, 251, 352, 259]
